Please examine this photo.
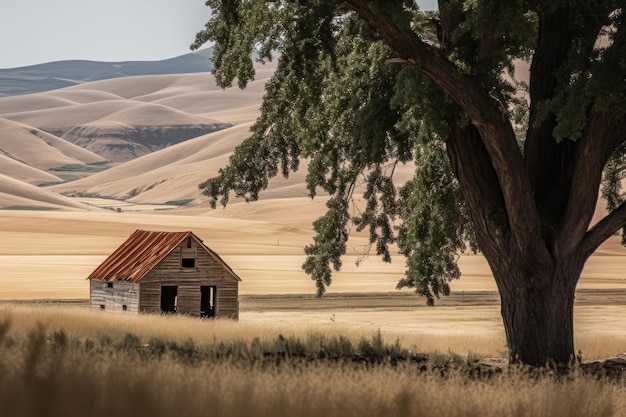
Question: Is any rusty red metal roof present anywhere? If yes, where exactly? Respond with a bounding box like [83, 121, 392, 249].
[87, 229, 241, 283]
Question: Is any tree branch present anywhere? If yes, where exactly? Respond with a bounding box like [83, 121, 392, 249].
[525, 6, 619, 235]
[345, 0, 543, 254]
[525, 6, 575, 219]
[445, 123, 508, 259]
[580, 200, 626, 258]
[559, 112, 626, 256]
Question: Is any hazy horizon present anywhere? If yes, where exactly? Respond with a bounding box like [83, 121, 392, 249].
[2, 1, 438, 70]
[1, 0, 211, 69]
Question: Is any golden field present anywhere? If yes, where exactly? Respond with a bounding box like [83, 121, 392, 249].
[1, 207, 625, 362]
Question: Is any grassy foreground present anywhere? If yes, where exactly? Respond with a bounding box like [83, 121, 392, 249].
[0, 305, 625, 416]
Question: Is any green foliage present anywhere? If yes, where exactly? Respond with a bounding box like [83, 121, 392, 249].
[50, 330, 68, 350]
[98, 333, 113, 348]
[194, 3, 480, 302]
[193, 1, 626, 305]
[530, 3, 626, 141]
[602, 142, 626, 245]
[0, 206, 59, 211]
[395, 140, 475, 305]
[164, 199, 194, 206]
[38, 175, 79, 187]
[449, 0, 537, 90]
[428, 349, 467, 369]
[48, 164, 110, 173]
[355, 330, 406, 359]
[117, 332, 142, 350]
[192, 0, 338, 89]
[5, 327, 410, 364]
[302, 196, 351, 296]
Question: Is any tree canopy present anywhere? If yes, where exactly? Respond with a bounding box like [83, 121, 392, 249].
[193, 1, 626, 365]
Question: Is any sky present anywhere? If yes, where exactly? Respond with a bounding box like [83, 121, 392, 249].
[0, 0, 212, 69]
[0, 0, 438, 70]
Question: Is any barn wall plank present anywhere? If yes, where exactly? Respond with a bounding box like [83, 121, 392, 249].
[89, 281, 139, 313]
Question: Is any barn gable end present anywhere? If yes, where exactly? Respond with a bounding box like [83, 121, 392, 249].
[88, 230, 240, 319]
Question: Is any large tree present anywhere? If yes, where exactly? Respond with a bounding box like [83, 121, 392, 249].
[192, 1, 626, 366]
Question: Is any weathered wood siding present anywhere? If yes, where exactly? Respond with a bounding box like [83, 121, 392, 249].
[216, 280, 239, 319]
[89, 280, 139, 313]
[138, 239, 239, 319]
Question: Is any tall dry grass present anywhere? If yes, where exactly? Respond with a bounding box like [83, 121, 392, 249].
[0, 318, 624, 417]
[1, 303, 624, 360]
[0, 304, 625, 417]
[0, 304, 504, 355]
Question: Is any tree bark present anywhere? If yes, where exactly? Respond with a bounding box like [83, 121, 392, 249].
[446, 122, 581, 366]
[494, 257, 582, 366]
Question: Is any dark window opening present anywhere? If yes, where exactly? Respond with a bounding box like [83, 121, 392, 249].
[181, 258, 196, 268]
[107, 282, 113, 288]
[99, 304, 105, 310]
[122, 305, 128, 311]
[201, 286, 217, 318]
[160, 285, 178, 314]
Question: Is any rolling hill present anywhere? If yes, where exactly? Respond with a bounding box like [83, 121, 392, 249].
[0, 76, 233, 162]
[0, 49, 213, 97]
[0, 173, 88, 211]
[0, 58, 316, 209]
[0, 117, 105, 169]
[49, 122, 317, 205]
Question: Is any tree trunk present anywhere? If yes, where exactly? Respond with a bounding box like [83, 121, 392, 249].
[490, 255, 583, 366]
[445, 121, 585, 366]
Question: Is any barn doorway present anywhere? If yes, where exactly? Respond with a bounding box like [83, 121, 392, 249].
[200, 286, 216, 318]
[160, 285, 178, 313]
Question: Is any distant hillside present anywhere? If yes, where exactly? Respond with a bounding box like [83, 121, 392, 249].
[0, 117, 106, 180]
[0, 63, 277, 208]
[0, 70, 233, 162]
[0, 49, 213, 97]
[0, 172, 88, 210]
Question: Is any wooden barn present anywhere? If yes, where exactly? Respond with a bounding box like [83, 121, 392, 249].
[88, 229, 240, 319]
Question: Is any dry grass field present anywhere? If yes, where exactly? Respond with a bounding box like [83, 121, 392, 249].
[0, 303, 625, 417]
[1, 207, 625, 364]
[1, 194, 625, 412]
